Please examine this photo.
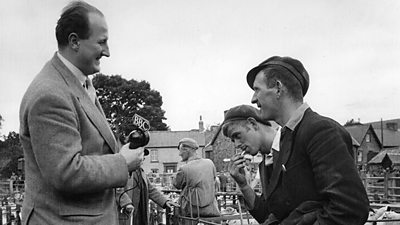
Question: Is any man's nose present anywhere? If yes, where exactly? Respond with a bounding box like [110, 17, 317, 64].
[102, 44, 110, 57]
[251, 92, 257, 104]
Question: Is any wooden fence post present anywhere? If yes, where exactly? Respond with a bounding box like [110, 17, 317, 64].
[384, 170, 389, 201]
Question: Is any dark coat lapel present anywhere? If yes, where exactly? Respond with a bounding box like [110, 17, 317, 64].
[266, 126, 297, 199]
[51, 53, 117, 153]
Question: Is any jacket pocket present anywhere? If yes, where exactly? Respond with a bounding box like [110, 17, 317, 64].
[58, 192, 106, 216]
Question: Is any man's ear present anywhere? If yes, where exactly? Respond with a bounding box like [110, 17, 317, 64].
[275, 80, 283, 99]
[247, 117, 259, 130]
[68, 33, 80, 51]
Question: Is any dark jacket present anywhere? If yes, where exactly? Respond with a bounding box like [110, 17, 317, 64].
[119, 168, 168, 225]
[249, 108, 369, 225]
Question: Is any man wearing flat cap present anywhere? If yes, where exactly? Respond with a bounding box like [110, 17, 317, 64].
[243, 56, 369, 224]
[173, 138, 220, 221]
[221, 105, 280, 222]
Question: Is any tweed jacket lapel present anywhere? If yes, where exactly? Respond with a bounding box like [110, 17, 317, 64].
[51, 53, 117, 153]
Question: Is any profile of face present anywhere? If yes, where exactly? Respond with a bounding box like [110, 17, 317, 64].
[76, 12, 110, 75]
[178, 145, 191, 162]
[251, 71, 278, 121]
[225, 121, 261, 156]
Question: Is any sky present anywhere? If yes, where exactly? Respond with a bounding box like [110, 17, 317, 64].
[1, 0, 400, 135]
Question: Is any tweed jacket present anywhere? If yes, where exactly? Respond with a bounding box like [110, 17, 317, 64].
[119, 168, 168, 225]
[248, 108, 369, 225]
[173, 157, 220, 217]
[19, 53, 129, 225]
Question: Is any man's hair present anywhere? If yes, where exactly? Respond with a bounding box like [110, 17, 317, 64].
[261, 66, 303, 101]
[56, 1, 103, 48]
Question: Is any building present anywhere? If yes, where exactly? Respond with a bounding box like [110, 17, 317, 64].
[345, 124, 382, 171]
[141, 130, 206, 174]
[365, 119, 400, 148]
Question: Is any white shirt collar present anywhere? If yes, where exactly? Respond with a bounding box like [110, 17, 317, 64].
[271, 126, 281, 152]
[284, 102, 310, 131]
[57, 52, 87, 86]
[264, 127, 281, 166]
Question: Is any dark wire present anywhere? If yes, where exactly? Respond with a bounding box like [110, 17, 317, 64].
[118, 183, 138, 207]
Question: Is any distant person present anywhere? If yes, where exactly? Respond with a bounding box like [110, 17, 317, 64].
[215, 173, 221, 192]
[19, 2, 143, 224]
[245, 55, 369, 224]
[218, 172, 228, 192]
[118, 148, 179, 225]
[173, 138, 220, 220]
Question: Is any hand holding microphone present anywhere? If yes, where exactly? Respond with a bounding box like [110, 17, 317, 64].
[120, 114, 151, 172]
[120, 144, 144, 172]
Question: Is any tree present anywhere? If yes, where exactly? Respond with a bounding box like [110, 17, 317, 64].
[93, 74, 168, 136]
[0, 131, 23, 178]
[344, 118, 363, 127]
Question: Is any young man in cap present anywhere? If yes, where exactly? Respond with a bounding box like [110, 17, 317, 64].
[173, 138, 220, 220]
[222, 104, 279, 224]
[244, 56, 369, 224]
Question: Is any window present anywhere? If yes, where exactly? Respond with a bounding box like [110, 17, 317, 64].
[365, 134, 371, 143]
[164, 163, 177, 173]
[357, 150, 362, 162]
[150, 149, 158, 162]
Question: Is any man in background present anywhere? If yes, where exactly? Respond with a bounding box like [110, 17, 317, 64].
[118, 148, 179, 225]
[173, 138, 220, 220]
[19, 1, 143, 224]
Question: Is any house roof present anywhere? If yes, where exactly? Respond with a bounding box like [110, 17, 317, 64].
[368, 148, 400, 165]
[345, 124, 381, 147]
[367, 119, 400, 131]
[373, 129, 400, 148]
[351, 136, 360, 147]
[147, 130, 205, 148]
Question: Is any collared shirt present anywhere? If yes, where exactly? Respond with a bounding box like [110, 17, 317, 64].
[284, 102, 310, 132]
[265, 127, 281, 166]
[57, 52, 87, 86]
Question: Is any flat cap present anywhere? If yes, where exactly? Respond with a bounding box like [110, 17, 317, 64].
[178, 138, 199, 150]
[246, 56, 309, 96]
[222, 105, 270, 126]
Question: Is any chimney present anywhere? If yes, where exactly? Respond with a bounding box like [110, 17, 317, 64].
[199, 116, 204, 132]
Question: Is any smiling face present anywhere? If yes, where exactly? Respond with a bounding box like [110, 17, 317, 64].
[75, 12, 110, 75]
[251, 71, 279, 121]
[224, 120, 262, 156]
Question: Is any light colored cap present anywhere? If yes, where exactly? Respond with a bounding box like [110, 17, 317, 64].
[178, 138, 199, 150]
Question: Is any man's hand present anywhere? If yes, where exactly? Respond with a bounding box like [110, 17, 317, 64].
[165, 200, 180, 210]
[121, 203, 135, 217]
[228, 154, 248, 188]
[119, 144, 144, 172]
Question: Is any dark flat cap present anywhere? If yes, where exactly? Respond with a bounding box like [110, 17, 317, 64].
[246, 56, 309, 96]
[223, 105, 270, 126]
